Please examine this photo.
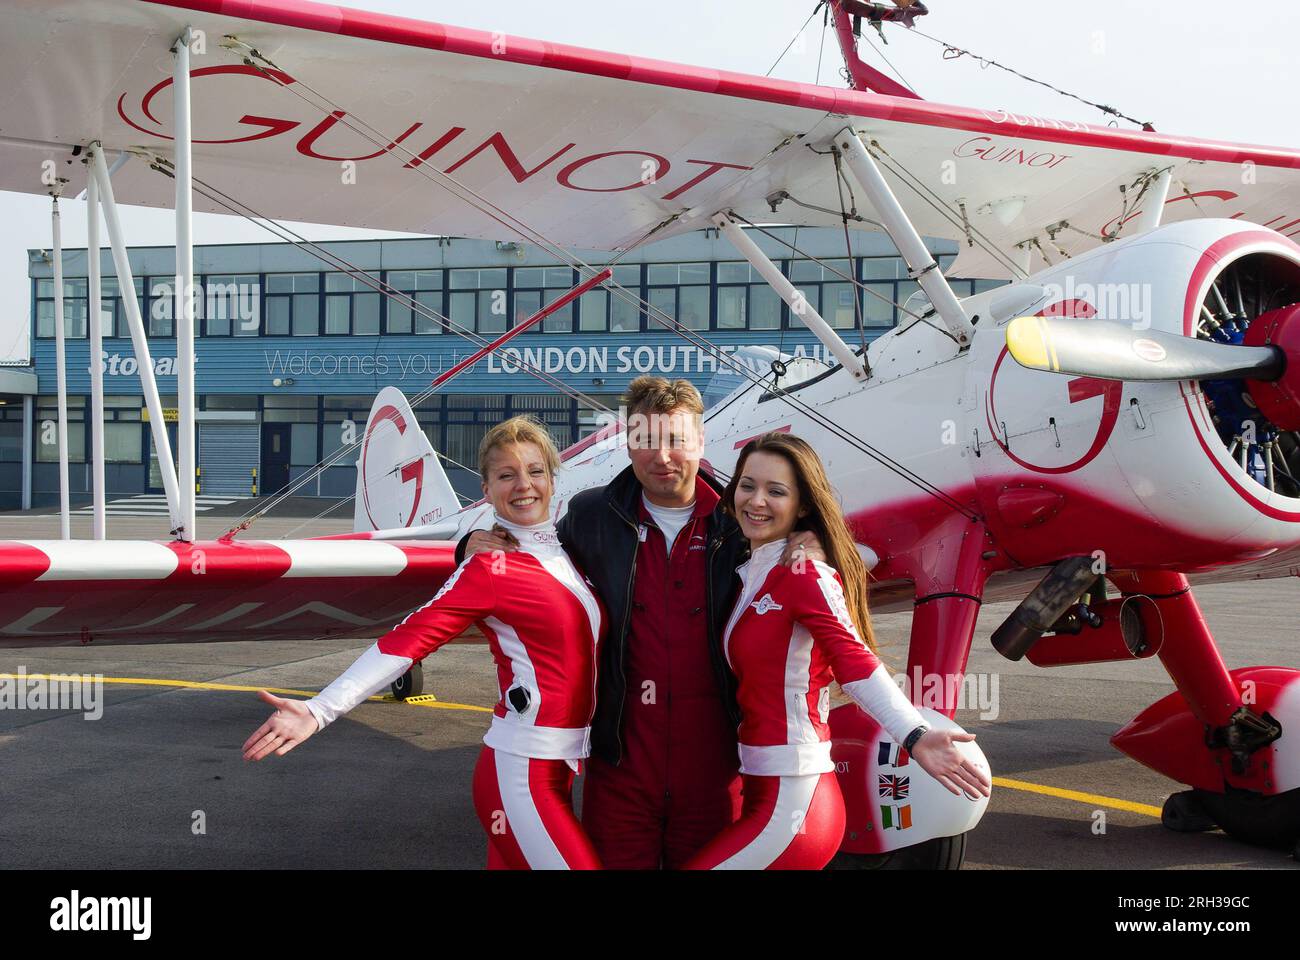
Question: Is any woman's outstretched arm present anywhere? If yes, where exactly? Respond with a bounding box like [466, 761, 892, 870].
[242, 556, 496, 761]
[789, 561, 991, 799]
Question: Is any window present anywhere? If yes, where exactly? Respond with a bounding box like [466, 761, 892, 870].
[324, 396, 376, 468]
[104, 422, 142, 463]
[100, 277, 149, 338]
[0, 405, 24, 462]
[862, 283, 895, 327]
[445, 394, 507, 471]
[789, 259, 857, 329]
[607, 265, 641, 333]
[514, 266, 575, 333]
[36, 395, 86, 463]
[716, 262, 779, 331]
[290, 423, 320, 467]
[324, 272, 381, 336]
[449, 268, 508, 333]
[647, 263, 709, 330]
[579, 289, 608, 332]
[386, 270, 442, 334]
[204, 274, 260, 337]
[35, 278, 88, 339]
[823, 283, 858, 329]
[148, 277, 175, 337]
[204, 396, 257, 411]
[512, 394, 574, 450]
[265, 273, 320, 336]
[262, 394, 319, 422]
[717, 286, 746, 329]
[512, 290, 542, 329]
[103, 395, 143, 464]
[862, 258, 900, 280]
[577, 395, 622, 440]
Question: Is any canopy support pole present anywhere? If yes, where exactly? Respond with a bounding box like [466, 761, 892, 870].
[90, 145, 183, 535]
[174, 28, 197, 542]
[828, 0, 922, 99]
[50, 196, 70, 539]
[86, 161, 106, 540]
[837, 130, 974, 347]
[712, 212, 868, 381]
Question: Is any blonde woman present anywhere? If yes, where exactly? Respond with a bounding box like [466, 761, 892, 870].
[242, 416, 606, 870]
[684, 431, 990, 870]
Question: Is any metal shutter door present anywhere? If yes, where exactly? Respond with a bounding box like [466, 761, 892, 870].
[198, 422, 260, 497]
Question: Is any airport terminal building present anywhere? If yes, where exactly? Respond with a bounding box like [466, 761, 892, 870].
[15, 226, 1001, 509]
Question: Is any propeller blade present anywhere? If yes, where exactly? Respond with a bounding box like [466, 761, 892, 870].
[1005, 315, 1284, 382]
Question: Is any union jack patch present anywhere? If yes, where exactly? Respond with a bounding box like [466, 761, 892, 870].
[878, 773, 910, 800]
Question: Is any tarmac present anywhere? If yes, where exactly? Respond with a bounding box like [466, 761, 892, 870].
[0, 496, 1297, 869]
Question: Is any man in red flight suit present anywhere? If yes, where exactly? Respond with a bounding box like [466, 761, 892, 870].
[460, 376, 821, 868]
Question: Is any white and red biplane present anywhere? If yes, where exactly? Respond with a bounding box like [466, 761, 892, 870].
[3, 0, 1300, 865]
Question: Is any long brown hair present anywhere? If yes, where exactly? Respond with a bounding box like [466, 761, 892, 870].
[722, 432, 876, 652]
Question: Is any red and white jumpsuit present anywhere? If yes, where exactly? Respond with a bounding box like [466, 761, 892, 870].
[304, 514, 605, 870]
[682, 537, 926, 870]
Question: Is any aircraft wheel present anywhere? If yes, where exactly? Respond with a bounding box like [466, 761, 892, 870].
[1161, 790, 1217, 833]
[828, 832, 967, 870]
[391, 665, 424, 700]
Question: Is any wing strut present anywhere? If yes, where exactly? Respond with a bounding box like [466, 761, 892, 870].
[50, 196, 71, 540]
[837, 130, 975, 346]
[89, 145, 183, 536]
[87, 158, 106, 539]
[174, 28, 198, 543]
[1135, 167, 1175, 234]
[712, 211, 868, 381]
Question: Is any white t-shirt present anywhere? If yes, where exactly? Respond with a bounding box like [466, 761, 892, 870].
[641, 493, 696, 556]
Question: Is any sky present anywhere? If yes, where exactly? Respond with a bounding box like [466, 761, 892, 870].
[3, 0, 1298, 361]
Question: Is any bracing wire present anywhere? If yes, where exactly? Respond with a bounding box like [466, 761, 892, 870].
[146, 163, 616, 533]
[900, 25, 1154, 130]
[188, 40, 983, 525]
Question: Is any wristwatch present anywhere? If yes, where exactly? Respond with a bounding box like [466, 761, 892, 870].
[902, 723, 931, 754]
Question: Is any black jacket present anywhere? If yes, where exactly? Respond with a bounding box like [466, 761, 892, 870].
[456, 464, 748, 765]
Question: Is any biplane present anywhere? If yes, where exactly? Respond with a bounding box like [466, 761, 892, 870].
[3, 0, 1300, 866]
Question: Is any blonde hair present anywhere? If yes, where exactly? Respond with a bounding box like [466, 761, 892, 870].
[621, 375, 704, 420]
[478, 415, 561, 479]
[722, 431, 877, 652]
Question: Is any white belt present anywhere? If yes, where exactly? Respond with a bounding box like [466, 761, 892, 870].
[482, 713, 592, 761]
[738, 740, 834, 776]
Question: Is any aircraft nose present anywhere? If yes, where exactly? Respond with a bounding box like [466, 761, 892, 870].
[1243, 304, 1300, 430]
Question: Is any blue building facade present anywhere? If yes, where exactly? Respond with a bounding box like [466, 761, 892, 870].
[21, 227, 1000, 507]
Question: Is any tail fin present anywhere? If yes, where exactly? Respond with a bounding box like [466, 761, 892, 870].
[353, 386, 460, 532]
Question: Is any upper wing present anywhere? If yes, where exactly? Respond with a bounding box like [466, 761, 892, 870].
[1, 0, 1298, 276]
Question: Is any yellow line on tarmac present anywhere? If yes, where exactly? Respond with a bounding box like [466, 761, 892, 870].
[993, 775, 1163, 818]
[0, 673, 491, 712]
[0, 672, 1180, 811]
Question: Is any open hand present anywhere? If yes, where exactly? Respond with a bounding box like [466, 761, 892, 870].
[466, 523, 519, 558]
[910, 730, 992, 800]
[242, 689, 320, 762]
[781, 530, 826, 568]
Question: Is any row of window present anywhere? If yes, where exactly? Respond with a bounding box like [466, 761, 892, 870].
[30, 393, 610, 471]
[35, 260, 1003, 339]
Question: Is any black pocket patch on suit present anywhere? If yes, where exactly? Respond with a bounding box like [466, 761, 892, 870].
[508, 685, 532, 714]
